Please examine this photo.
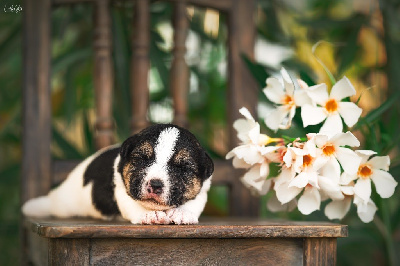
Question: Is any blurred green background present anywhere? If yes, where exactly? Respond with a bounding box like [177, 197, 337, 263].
[1, 0, 399, 265]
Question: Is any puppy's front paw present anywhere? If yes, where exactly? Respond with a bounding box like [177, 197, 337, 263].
[141, 211, 171, 225]
[166, 209, 198, 225]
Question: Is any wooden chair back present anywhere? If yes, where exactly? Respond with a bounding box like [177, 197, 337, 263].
[22, 0, 259, 216]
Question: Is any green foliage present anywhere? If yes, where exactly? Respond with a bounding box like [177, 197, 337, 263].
[1, 0, 400, 265]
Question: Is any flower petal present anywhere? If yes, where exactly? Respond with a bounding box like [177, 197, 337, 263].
[371, 169, 398, 198]
[289, 172, 313, 188]
[294, 89, 312, 107]
[369, 156, 390, 171]
[340, 172, 357, 185]
[354, 178, 372, 202]
[330, 76, 356, 101]
[233, 119, 253, 143]
[275, 184, 303, 204]
[355, 197, 377, 223]
[298, 187, 321, 215]
[274, 168, 295, 188]
[314, 134, 329, 148]
[264, 106, 290, 131]
[338, 102, 362, 127]
[239, 107, 255, 121]
[319, 113, 343, 135]
[267, 193, 298, 213]
[229, 145, 262, 165]
[248, 123, 261, 144]
[281, 67, 295, 96]
[232, 157, 251, 169]
[331, 132, 360, 147]
[325, 197, 352, 220]
[241, 166, 271, 195]
[264, 78, 285, 104]
[318, 175, 344, 200]
[356, 150, 376, 164]
[306, 83, 329, 105]
[301, 105, 327, 127]
[319, 157, 341, 182]
[336, 147, 362, 175]
[341, 185, 354, 195]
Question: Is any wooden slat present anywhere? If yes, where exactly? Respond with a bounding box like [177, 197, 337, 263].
[93, 0, 114, 149]
[49, 239, 90, 265]
[303, 238, 337, 266]
[170, 0, 190, 128]
[22, 0, 52, 202]
[90, 238, 303, 265]
[227, 0, 259, 217]
[27, 218, 348, 239]
[131, 0, 150, 134]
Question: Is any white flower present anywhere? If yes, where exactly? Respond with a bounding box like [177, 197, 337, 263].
[266, 191, 297, 212]
[301, 76, 362, 135]
[263, 68, 312, 131]
[314, 132, 361, 177]
[351, 150, 397, 203]
[324, 182, 354, 220]
[241, 164, 271, 195]
[274, 168, 301, 204]
[297, 185, 321, 215]
[226, 108, 281, 168]
[354, 195, 377, 223]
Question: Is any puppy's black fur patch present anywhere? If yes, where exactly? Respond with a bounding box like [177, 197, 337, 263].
[84, 147, 121, 216]
[118, 124, 214, 208]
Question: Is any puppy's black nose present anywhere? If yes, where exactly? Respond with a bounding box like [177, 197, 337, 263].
[148, 179, 164, 195]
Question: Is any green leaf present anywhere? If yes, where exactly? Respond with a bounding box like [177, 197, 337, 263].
[312, 41, 336, 85]
[355, 90, 400, 129]
[52, 48, 91, 74]
[52, 125, 83, 159]
[241, 54, 271, 88]
[337, 24, 362, 75]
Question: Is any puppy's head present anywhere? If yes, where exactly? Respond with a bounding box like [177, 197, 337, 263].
[118, 124, 214, 211]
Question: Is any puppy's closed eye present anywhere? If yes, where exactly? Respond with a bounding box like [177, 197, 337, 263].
[173, 149, 197, 172]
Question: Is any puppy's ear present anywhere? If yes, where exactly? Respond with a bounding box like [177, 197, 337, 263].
[202, 152, 214, 179]
[120, 137, 134, 159]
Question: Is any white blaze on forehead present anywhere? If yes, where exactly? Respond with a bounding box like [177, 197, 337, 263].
[154, 127, 180, 165]
[141, 127, 180, 205]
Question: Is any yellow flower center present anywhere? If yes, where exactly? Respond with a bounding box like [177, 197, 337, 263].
[282, 95, 295, 107]
[358, 164, 373, 179]
[325, 99, 338, 113]
[302, 154, 313, 168]
[322, 143, 336, 156]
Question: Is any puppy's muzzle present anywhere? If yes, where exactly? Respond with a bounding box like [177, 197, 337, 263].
[146, 179, 164, 195]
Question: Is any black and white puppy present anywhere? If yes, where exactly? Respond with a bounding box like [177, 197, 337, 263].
[22, 124, 214, 224]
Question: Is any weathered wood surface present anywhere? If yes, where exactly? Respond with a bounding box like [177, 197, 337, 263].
[22, 0, 52, 203]
[303, 237, 337, 266]
[27, 218, 348, 239]
[90, 238, 303, 265]
[227, 0, 259, 217]
[93, 0, 114, 149]
[131, 0, 150, 134]
[170, 0, 189, 128]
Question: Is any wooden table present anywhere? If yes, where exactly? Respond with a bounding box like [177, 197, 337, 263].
[25, 217, 347, 265]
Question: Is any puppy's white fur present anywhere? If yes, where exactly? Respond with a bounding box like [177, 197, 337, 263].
[22, 128, 211, 224]
[141, 127, 180, 205]
[113, 154, 211, 224]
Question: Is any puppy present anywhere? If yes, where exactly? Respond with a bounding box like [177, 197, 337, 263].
[22, 124, 214, 224]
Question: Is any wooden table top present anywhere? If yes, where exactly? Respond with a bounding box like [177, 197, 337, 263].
[26, 217, 348, 239]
